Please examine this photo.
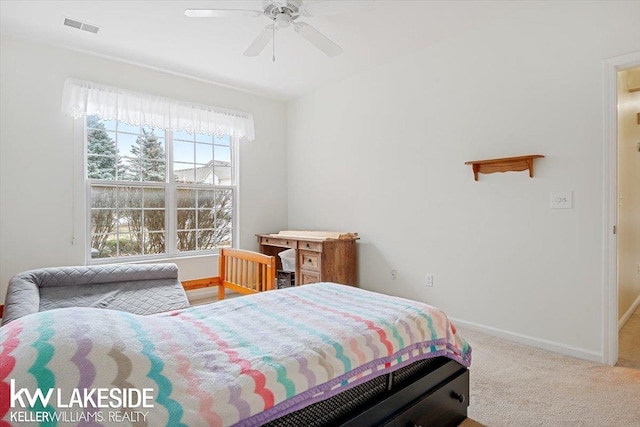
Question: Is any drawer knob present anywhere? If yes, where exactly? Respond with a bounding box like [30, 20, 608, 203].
[306, 243, 310, 248]
[308, 259, 312, 263]
[451, 391, 465, 403]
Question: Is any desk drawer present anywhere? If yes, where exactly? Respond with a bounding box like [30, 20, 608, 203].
[259, 236, 296, 249]
[300, 270, 321, 285]
[299, 251, 320, 271]
[298, 240, 323, 252]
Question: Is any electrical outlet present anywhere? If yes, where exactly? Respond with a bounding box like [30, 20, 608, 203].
[425, 274, 434, 287]
[391, 269, 397, 280]
[637, 263, 640, 276]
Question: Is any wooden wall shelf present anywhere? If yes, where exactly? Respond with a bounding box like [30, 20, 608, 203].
[464, 155, 544, 181]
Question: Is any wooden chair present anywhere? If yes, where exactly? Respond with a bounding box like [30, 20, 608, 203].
[218, 248, 276, 300]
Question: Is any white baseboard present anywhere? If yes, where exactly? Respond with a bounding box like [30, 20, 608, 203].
[619, 293, 640, 330]
[449, 316, 603, 363]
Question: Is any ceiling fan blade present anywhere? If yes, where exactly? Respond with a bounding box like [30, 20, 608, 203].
[184, 9, 263, 18]
[244, 27, 274, 57]
[294, 22, 343, 57]
[299, 0, 374, 17]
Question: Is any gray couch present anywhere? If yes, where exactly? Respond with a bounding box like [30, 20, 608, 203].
[1, 263, 190, 325]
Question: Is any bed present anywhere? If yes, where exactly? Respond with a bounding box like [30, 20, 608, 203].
[217, 248, 276, 300]
[0, 250, 471, 427]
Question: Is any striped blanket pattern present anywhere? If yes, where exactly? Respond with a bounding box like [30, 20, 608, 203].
[0, 283, 471, 426]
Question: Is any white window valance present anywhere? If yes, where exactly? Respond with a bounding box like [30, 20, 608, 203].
[61, 78, 255, 141]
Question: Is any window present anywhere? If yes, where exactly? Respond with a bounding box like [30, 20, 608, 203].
[86, 115, 235, 260]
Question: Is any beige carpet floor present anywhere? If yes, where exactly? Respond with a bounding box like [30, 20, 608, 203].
[456, 326, 640, 427]
[617, 306, 640, 370]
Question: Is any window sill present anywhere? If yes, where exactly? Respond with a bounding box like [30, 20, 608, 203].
[87, 251, 220, 265]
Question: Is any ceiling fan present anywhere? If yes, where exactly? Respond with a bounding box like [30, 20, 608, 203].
[185, 0, 372, 60]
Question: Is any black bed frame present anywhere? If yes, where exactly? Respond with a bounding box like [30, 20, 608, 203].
[266, 357, 469, 427]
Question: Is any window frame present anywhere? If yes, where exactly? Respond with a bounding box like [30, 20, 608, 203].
[82, 118, 239, 264]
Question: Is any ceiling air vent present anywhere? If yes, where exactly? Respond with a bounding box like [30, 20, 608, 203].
[63, 18, 82, 29]
[81, 23, 100, 34]
[63, 17, 100, 34]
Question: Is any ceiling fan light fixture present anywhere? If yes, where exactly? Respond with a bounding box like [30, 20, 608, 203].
[274, 13, 292, 29]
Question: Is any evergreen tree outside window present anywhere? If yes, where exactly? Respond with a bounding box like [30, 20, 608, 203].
[87, 115, 119, 180]
[86, 115, 235, 260]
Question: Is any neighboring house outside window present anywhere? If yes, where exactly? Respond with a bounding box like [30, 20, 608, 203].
[86, 115, 235, 260]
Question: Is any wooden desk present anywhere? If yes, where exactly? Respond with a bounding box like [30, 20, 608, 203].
[257, 234, 358, 286]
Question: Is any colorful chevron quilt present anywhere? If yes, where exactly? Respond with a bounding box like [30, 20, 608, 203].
[0, 282, 471, 427]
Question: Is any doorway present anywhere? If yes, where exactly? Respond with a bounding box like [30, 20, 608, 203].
[604, 53, 640, 367]
[616, 66, 640, 369]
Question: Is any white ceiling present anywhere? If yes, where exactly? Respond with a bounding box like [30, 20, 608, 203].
[0, 1, 511, 100]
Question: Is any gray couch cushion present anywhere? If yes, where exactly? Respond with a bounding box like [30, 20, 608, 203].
[2, 263, 189, 325]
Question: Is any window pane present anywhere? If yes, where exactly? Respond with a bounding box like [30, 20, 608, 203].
[215, 190, 233, 230]
[213, 163, 232, 186]
[177, 189, 196, 208]
[193, 164, 213, 184]
[121, 158, 141, 181]
[120, 187, 142, 208]
[87, 155, 116, 180]
[196, 143, 213, 164]
[91, 210, 116, 237]
[215, 134, 230, 146]
[139, 134, 164, 159]
[197, 229, 217, 250]
[212, 191, 233, 247]
[214, 145, 231, 162]
[216, 189, 233, 215]
[144, 210, 165, 231]
[90, 186, 116, 208]
[197, 209, 215, 227]
[145, 232, 165, 255]
[91, 233, 117, 258]
[218, 228, 233, 248]
[117, 236, 142, 257]
[117, 132, 139, 157]
[198, 190, 216, 209]
[118, 187, 142, 208]
[90, 186, 118, 254]
[119, 209, 142, 241]
[174, 140, 194, 163]
[144, 188, 165, 208]
[174, 163, 195, 183]
[87, 125, 115, 156]
[177, 231, 196, 252]
[142, 160, 165, 182]
[175, 187, 233, 253]
[177, 209, 196, 230]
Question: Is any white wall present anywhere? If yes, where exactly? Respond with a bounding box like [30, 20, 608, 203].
[287, 1, 640, 359]
[618, 68, 640, 324]
[0, 35, 288, 302]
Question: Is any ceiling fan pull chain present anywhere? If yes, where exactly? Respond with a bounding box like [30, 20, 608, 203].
[272, 18, 276, 62]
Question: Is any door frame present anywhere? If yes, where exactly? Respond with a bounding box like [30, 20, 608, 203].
[603, 52, 640, 365]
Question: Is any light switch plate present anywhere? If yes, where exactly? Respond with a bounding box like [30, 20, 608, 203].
[551, 191, 573, 209]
